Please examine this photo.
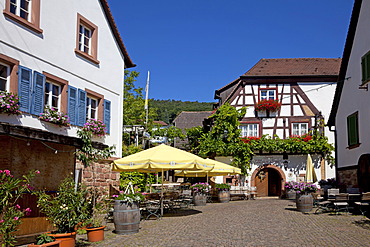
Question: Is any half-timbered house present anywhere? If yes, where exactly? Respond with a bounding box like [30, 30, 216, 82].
[214, 58, 341, 197]
[328, 0, 370, 192]
[0, 0, 134, 240]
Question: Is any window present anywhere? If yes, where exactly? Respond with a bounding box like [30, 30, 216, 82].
[75, 14, 99, 64]
[347, 112, 359, 147]
[292, 123, 308, 136]
[10, 0, 31, 21]
[86, 96, 98, 121]
[0, 64, 9, 91]
[3, 0, 42, 33]
[240, 124, 258, 137]
[44, 82, 61, 110]
[260, 89, 276, 100]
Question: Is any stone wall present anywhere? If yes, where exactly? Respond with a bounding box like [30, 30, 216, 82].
[76, 159, 120, 197]
[337, 168, 358, 188]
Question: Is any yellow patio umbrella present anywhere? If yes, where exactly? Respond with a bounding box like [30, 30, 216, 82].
[111, 144, 215, 215]
[112, 144, 214, 172]
[174, 159, 241, 177]
[305, 154, 317, 183]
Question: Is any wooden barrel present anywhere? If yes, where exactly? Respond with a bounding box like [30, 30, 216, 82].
[296, 194, 313, 213]
[218, 191, 230, 203]
[193, 193, 207, 206]
[113, 200, 140, 235]
[286, 190, 296, 200]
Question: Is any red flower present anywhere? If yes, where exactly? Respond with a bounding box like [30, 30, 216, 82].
[255, 100, 282, 112]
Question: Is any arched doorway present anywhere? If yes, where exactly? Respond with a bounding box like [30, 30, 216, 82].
[251, 165, 285, 197]
[358, 154, 370, 192]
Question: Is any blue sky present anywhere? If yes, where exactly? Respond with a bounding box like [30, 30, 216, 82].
[108, 0, 354, 103]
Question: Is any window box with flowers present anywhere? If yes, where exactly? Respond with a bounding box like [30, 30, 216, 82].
[0, 91, 21, 115]
[254, 99, 282, 118]
[39, 106, 70, 127]
[83, 119, 106, 137]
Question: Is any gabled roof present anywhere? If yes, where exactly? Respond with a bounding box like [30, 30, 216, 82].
[99, 0, 135, 68]
[328, 0, 362, 127]
[173, 111, 214, 130]
[242, 58, 341, 77]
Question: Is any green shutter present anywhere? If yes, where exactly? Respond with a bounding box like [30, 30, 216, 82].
[347, 114, 359, 146]
[361, 53, 370, 83]
[362, 56, 366, 82]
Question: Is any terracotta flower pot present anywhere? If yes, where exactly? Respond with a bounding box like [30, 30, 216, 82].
[47, 232, 76, 247]
[86, 226, 105, 242]
[28, 240, 61, 247]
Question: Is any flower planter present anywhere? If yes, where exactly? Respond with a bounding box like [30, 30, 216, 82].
[193, 193, 207, 206]
[47, 232, 76, 247]
[217, 191, 230, 203]
[296, 193, 313, 213]
[113, 200, 140, 235]
[255, 110, 277, 118]
[286, 190, 296, 200]
[28, 240, 62, 247]
[86, 226, 105, 242]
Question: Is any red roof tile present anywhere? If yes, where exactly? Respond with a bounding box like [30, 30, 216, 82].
[243, 58, 341, 77]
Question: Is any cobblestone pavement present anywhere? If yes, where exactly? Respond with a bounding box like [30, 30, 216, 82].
[78, 198, 370, 247]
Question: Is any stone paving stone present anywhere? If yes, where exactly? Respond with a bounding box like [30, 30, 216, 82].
[78, 198, 370, 247]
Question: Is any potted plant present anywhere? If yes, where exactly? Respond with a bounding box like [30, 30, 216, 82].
[39, 106, 70, 127]
[284, 181, 299, 200]
[190, 182, 210, 206]
[83, 119, 106, 137]
[28, 233, 61, 247]
[0, 90, 21, 115]
[112, 190, 145, 235]
[293, 182, 318, 213]
[81, 193, 110, 243]
[254, 99, 281, 118]
[35, 177, 91, 247]
[215, 183, 231, 203]
[0, 169, 38, 247]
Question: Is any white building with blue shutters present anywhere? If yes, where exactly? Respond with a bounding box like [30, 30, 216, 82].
[0, 1, 134, 237]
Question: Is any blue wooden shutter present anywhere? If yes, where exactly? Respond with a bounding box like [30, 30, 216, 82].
[68, 86, 78, 125]
[31, 71, 45, 115]
[18, 66, 32, 112]
[104, 99, 111, 134]
[77, 89, 87, 126]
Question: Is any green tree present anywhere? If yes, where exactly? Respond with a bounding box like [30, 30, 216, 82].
[149, 125, 186, 146]
[193, 103, 253, 174]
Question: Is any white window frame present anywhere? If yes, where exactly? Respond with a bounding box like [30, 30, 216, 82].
[79, 24, 92, 55]
[44, 81, 61, 111]
[86, 96, 98, 120]
[240, 124, 259, 137]
[292, 123, 308, 136]
[260, 89, 276, 100]
[0, 63, 10, 91]
[10, 0, 32, 21]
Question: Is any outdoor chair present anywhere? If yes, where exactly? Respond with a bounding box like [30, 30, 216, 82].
[354, 192, 370, 216]
[333, 193, 350, 214]
[145, 200, 161, 220]
[250, 186, 257, 200]
[327, 188, 340, 200]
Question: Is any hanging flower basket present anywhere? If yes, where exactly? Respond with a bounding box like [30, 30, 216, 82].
[83, 119, 106, 137]
[39, 106, 70, 127]
[0, 91, 21, 115]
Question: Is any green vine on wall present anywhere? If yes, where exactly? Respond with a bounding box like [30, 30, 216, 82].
[76, 129, 115, 167]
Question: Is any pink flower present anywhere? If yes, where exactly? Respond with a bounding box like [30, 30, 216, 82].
[13, 217, 19, 220]
[112, 195, 118, 198]
[35, 170, 40, 174]
[0, 220, 4, 223]
[15, 204, 21, 209]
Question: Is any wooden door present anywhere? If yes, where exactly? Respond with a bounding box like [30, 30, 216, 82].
[358, 154, 370, 192]
[255, 168, 269, 196]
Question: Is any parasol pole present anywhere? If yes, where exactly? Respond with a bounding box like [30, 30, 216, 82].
[161, 168, 164, 216]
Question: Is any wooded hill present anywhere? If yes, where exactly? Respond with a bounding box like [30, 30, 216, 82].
[150, 99, 214, 124]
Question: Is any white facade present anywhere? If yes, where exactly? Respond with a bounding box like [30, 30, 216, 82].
[335, 0, 370, 169]
[0, 0, 132, 157]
